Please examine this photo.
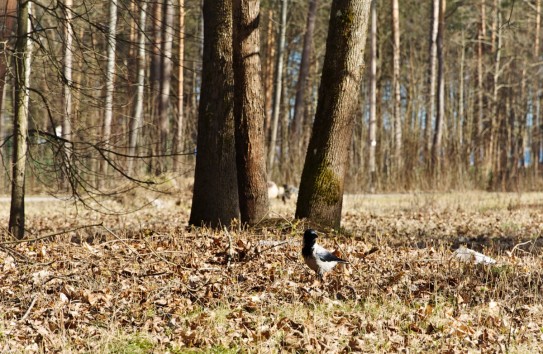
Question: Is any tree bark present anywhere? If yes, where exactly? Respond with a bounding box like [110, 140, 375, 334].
[190, 0, 239, 227]
[267, 0, 287, 174]
[9, 0, 31, 239]
[295, 0, 371, 229]
[232, 0, 269, 224]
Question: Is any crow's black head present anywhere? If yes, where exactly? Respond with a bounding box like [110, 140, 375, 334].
[302, 229, 318, 257]
[303, 229, 318, 245]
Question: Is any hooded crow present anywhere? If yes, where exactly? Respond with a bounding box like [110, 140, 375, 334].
[302, 229, 348, 281]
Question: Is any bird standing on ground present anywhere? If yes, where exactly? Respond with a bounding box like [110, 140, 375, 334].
[302, 229, 349, 281]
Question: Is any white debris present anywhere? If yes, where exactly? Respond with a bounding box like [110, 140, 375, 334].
[152, 198, 165, 209]
[453, 246, 497, 265]
[267, 181, 279, 199]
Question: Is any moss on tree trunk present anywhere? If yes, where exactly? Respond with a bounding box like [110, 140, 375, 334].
[295, 0, 371, 229]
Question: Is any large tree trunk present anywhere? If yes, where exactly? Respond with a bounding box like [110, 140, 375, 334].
[128, 0, 147, 174]
[100, 0, 118, 182]
[295, 0, 371, 229]
[232, 0, 269, 224]
[391, 0, 402, 176]
[189, 0, 239, 227]
[172, 0, 185, 172]
[368, 0, 377, 193]
[267, 0, 287, 174]
[9, 0, 31, 239]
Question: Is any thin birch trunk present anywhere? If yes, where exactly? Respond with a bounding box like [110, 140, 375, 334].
[477, 0, 486, 167]
[128, 0, 147, 174]
[536, 0, 541, 59]
[172, 0, 185, 172]
[291, 0, 318, 138]
[101, 0, 118, 183]
[535, 0, 542, 177]
[158, 0, 175, 172]
[458, 32, 465, 155]
[149, 1, 163, 173]
[426, 0, 439, 165]
[369, 0, 377, 193]
[391, 0, 402, 175]
[263, 9, 275, 136]
[62, 0, 73, 170]
[490, 5, 502, 177]
[431, 0, 446, 174]
[267, 0, 288, 173]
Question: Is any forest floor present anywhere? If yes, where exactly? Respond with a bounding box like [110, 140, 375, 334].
[1, 186, 543, 353]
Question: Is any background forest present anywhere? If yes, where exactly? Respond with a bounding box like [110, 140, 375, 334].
[1, 0, 542, 201]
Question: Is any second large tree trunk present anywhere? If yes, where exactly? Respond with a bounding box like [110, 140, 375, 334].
[295, 0, 371, 229]
[189, 0, 240, 227]
[232, 0, 269, 224]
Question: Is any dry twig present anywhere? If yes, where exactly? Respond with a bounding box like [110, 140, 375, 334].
[20, 296, 38, 322]
[224, 227, 234, 268]
[0, 222, 103, 245]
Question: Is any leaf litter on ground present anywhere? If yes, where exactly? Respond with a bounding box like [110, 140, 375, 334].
[0, 191, 543, 352]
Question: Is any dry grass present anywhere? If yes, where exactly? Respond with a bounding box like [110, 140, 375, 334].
[1, 191, 543, 353]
